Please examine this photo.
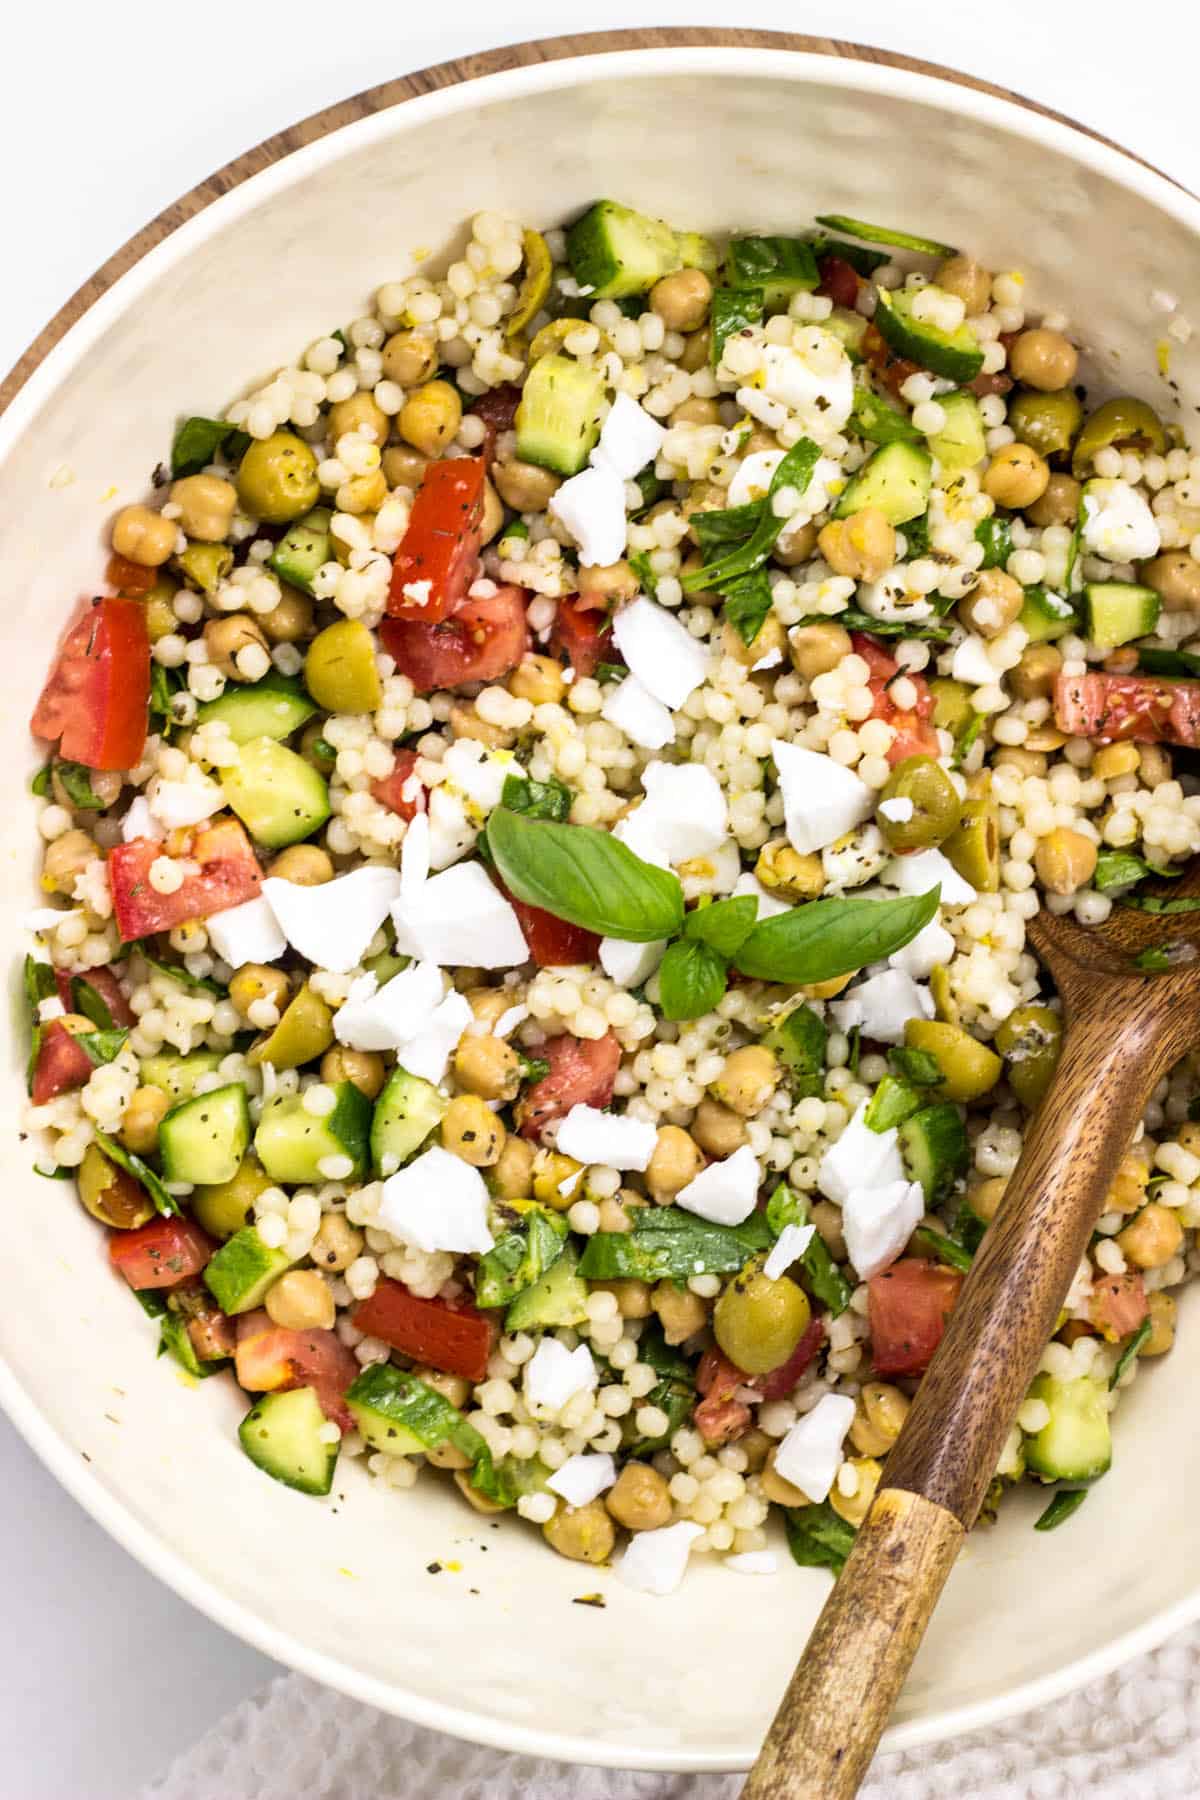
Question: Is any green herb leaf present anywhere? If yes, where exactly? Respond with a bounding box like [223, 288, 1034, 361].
[710, 287, 764, 369]
[863, 1074, 924, 1133]
[1121, 895, 1200, 916]
[784, 1501, 857, 1574]
[519, 1055, 550, 1085]
[93, 1131, 179, 1218]
[846, 1024, 861, 1077]
[634, 467, 668, 513]
[1138, 646, 1200, 680]
[766, 1182, 809, 1235]
[467, 1453, 552, 1511]
[912, 1226, 973, 1273]
[658, 939, 728, 1022]
[1134, 945, 1172, 970]
[625, 1324, 696, 1454]
[800, 1230, 853, 1316]
[1095, 849, 1181, 892]
[54, 761, 107, 810]
[24, 955, 57, 1014]
[486, 808, 684, 943]
[683, 439, 822, 593]
[141, 952, 224, 995]
[813, 213, 955, 258]
[683, 895, 759, 957]
[134, 1288, 168, 1319]
[1034, 1488, 1088, 1532]
[691, 499, 764, 557]
[627, 550, 659, 599]
[852, 387, 922, 447]
[30, 765, 52, 798]
[577, 1206, 772, 1284]
[72, 978, 115, 1032]
[593, 661, 626, 685]
[149, 662, 183, 737]
[33, 1164, 71, 1181]
[475, 1207, 568, 1310]
[734, 887, 940, 984]
[501, 772, 572, 823]
[889, 1045, 942, 1087]
[170, 416, 249, 479]
[1109, 1316, 1152, 1390]
[78, 1029, 129, 1068]
[721, 569, 775, 646]
[952, 712, 984, 769]
[974, 516, 1014, 570]
[796, 608, 954, 642]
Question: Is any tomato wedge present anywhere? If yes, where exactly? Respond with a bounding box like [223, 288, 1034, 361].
[1055, 670, 1200, 747]
[387, 458, 486, 624]
[505, 893, 598, 969]
[868, 1258, 963, 1377]
[517, 1030, 623, 1139]
[380, 585, 530, 694]
[550, 597, 617, 679]
[31, 1019, 95, 1104]
[55, 965, 135, 1029]
[757, 1314, 826, 1401]
[370, 747, 427, 821]
[109, 1217, 215, 1291]
[816, 256, 861, 310]
[108, 817, 262, 941]
[32, 597, 150, 772]
[235, 1310, 360, 1429]
[1089, 1271, 1148, 1343]
[351, 1281, 495, 1382]
[851, 630, 939, 765]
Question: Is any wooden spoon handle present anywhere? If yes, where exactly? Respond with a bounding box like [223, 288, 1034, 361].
[743, 986, 1193, 1799]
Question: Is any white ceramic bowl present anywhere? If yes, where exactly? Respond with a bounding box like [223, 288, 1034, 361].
[3, 35, 1200, 1774]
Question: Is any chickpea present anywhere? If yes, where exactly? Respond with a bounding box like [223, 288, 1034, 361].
[453, 1033, 521, 1102]
[1092, 742, 1141, 781]
[1009, 642, 1062, 699]
[789, 621, 852, 681]
[721, 610, 787, 670]
[1144, 1291, 1177, 1357]
[670, 396, 722, 428]
[982, 442, 1050, 511]
[382, 444, 429, 490]
[829, 1456, 882, 1528]
[1106, 1150, 1151, 1214]
[120, 1084, 170, 1156]
[678, 327, 711, 374]
[508, 654, 565, 706]
[755, 840, 825, 901]
[759, 1446, 811, 1507]
[449, 699, 515, 749]
[968, 1176, 1008, 1223]
[463, 987, 509, 1031]
[934, 254, 993, 314]
[490, 1135, 535, 1201]
[1023, 723, 1067, 753]
[492, 457, 561, 513]
[995, 748, 1048, 778]
[591, 1279, 653, 1320]
[849, 1382, 910, 1457]
[576, 559, 640, 604]
[711, 1045, 779, 1118]
[328, 391, 388, 448]
[264, 1269, 336, 1331]
[338, 468, 388, 515]
[1177, 1121, 1200, 1158]
[1137, 743, 1173, 788]
[381, 329, 439, 388]
[691, 1095, 749, 1158]
[1141, 550, 1200, 612]
[111, 503, 176, 568]
[650, 268, 713, 332]
[772, 518, 819, 567]
[811, 1199, 847, 1261]
[310, 1211, 365, 1272]
[817, 507, 896, 583]
[166, 473, 237, 544]
[543, 1498, 616, 1565]
[396, 380, 461, 457]
[1034, 826, 1098, 896]
[1027, 473, 1081, 529]
[229, 964, 290, 1019]
[259, 584, 314, 644]
[453, 1470, 507, 1515]
[442, 1094, 506, 1167]
[479, 477, 504, 547]
[652, 1282, 708, 1346]
[645, 1125, 704, 1203]
[596, 1196, 636, 1233]
[1117, 1200, 1184, 1270]
[958, 567, 1025, 638]
[203, 613, 269, 680]
[605, 1462, 673, 1532]
[320, 1047, 385, 1099]
[41, 828, 99, 895]
[1009, 327, 1079, 392]
[413, 1366, 470, 1408]
[267, 844, 334, 885]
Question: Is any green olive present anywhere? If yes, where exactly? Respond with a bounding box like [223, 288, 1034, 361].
[1072, 397, 1167, 479]
[904, 1019, 1003, 1104]
[191, 1154, 274, 1240]
[994, 1003, 1063, 1110]
[943, 790, 1000, 893]
[928, 678, 973, 735]
[299, 721, 337, 774]
[929, 965, 961, 1026]
[175, 541, 233, 595]
[77, 1143, 155, 1230]
[713, 1257, 811, 1375]
[236, 431, 321, 524]
[878, 755, 963, 853]
[1008, 387, 1083, 462]
[248, 981, 334, 1070]
[304, 620, 383, 714]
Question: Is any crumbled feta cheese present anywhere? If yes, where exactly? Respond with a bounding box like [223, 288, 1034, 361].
[763, 1222, 815, 1282]
[599, 935, 667, 988]
[491, 1003, 529, 1039]
[524, 1338, 598, 1413]
[441, 740, 517, 814]
[617, 1521, 704, 1597]
[611, 597, 709, 711]
[550, 463, 628, 567]
[1080, 478, 1161, 563]
[881, 846, 976, 907]
[400, 811, 431, 896]
[950, 634, 996, 688]
[677, 1143, 761, 1225]
[843, 1178, 926, 1280]
[772, 740, 874, 855]
[830, 969, 934, 1045]
[263, 866, 403, 975]
[614, 760, 728, 868]
[879, 796, 915, 824]
[546, 1452, 617, 1508]
[377, 1145, 494, 1254]
[332, 959, 444, 1052]
[204, 895, 287, 968]
[774, 1394, 856, 1503]
[148, 775, 224, 831]
[400, 990, 473, 1085]
[751, 647, 784, 672]
[857, 574, 935, 626]
[724, 1551, 778, 1576]
[592, 391, 667, 481]
[822, 823, 890, 890]
[728, 448, 785, 508]
[391, 862, 528, 968]
[556, 1104, 658, 1171]
[24, 908, 83, 933]
[121, 795, 163, 843]
[818, 1101, 905, 1204]
[425, 785, 478, 870]
[761, 332, 854, 437]
[888, 915, 956, 980]
[601, 674, 676, 750]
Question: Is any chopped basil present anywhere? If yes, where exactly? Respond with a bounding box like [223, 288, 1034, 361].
[721, 569, 775, 646]
[141, 952, 224, 995]
[633, 467, 668, 512]
[852, 387, 922, 447]
[657, 938, 728, 1022]
[625, 1326, 695, 1455]
[710, 287, 764, 369]
[913, 1226, 974, 1273]
[170, 416, 250, 479]
[1095, 849, 1181, 892]
[974, 516, 1013, 570]
[952, 712, 984, 768]
[30, 765, 52, 798]
[734, 887, 940, 985]
[784, 1501, 857, 1574]
[806, 235, 890, 276]
[1137, 646, 1200, 680]
[1108, 1317, 1152, 1390]
[683, 895, 758, 958]
[93, 1131, 179, 1218]
[475, 1206, 568, 1309]
[765, 1182, 808, 1235]
[691, 500, 763, 557]
[577, 1206, 772, 1284]
[78, 1028, 129, 1068]
[54, 761, 107, 810]
[519, 1055, 550, 1085]
[955, 1201, 988, 1256]
[627, 550, 659, 598]
[796, 608, 954, 642]
[1121, 895, 1200, 916]
[33, 1164, 71, 1181]
[889, 1045, 942, 1087]
[800, 1230, 853, 1317]
[1034, 1488, 1088, 1532]
[72, 978, 115, 1032]
[593, 661, 626, 685]
[1134, 946, 1172, 970]
[501, 772, 572, 823]
[149, 663, 184, 737]
[901, 513, 932, 558]
[846, 1024, 861, 1077]
[683, 439, 822, 594]
[485, 808, 684, 943]
[24, 955, 57, 1014]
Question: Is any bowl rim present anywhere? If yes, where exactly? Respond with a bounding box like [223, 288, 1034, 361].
[4, 28, 1200, 1774]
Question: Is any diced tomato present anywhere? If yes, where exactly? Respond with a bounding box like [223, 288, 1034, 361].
[516, 1031, 622, 1139]
[369, 747, 427, 821]
[970, 369, 1013, 399]
[696, 1347, 743, 1402]
[1055, 670, 1200, 748]
[32, 597, 151, 772]
[235, 1310, 360, 1428]
[507, 896, 598, 969]
[55, 964, 135, 1029]
[351, 1281, 496, 1383]
[695, 1394, 752, 1445]
[868, 1258, 963, 1377]
[757, 1314, 826, 1401]
[105, 553, 159, 597]
[108, 816, 262, 941]
[851, 630, 940, 765]
[816, 256, 861, 310]
[387, 458, 487, 624]
[186, 1307, 237, 1362]
[1089, 1271, 1148, 1343]
[470, 384, 522, 461]
[108, 1216, 215, 1291]
[550, 597, 616, 679]
[850, 630, 897, 683]
[380, 584, 530, 694]
[862, 322, 921, 402]
[31, 1019, 94, 1105]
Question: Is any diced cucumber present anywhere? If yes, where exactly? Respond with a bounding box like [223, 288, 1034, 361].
[505, 1246, 588, 1331]
[254, 1082, 371, 1184]
[864, 1075, 924, 1133]
[873, 288, 984, 384]
[1083, 581, 1161, 651]
[475, 1205, 567, 1310]
[345, 1364, 488, 1460]
[928, 391, 986, 475]
[725, 237, 818, 311]
[852, 386, 923, 447]
[238, 1387, 337, 1495]
[763, 1004, 827, 1099]
[267, 507, 332, 594]
[222, 737, 330, 849]
[823, 308, 869, 359]
[205, 1225, 292, 1314]
[370, 1066, 446, 1175]
[813, 213, 956, 258]
[566, 200, 718, 300]
[898, 1103, 968, 1205]
[195, 672, 318, 745]
[1019, 584, 1078, 643]
[835, 441, 932, 526]
[158, 1083, 250, 1186]
[514, 355, 606, 476]
[139, 1050, 225, 1103]
[1024, 1373, 1112, 1483]
[159, 1310, 225, 1379]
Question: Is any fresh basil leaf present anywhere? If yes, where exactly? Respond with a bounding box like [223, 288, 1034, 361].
[913, 1226, 973, 1273]
[577, 1206, 772, 1284]
[1123, 896, 1200, 917]
[956, 1208, 988, 1258]
[93, 1131, 179, 1218]
[974, 516, 1013, 571]
[863, 1074, 924, 1133]
[889, 1045, 942, 1087]
[846, 1024, 861, 1077]
[658, 939, 728, 1023]
[593, 661, 626, 685]
[901, 513, 932, 559]
[784, 1501, 856, 1574]
[1095, 850, 1181, 892]
[72, 979, 115, 1032]
[766, 1182, 808, 1235]
[149, 662, 183, 737]
[30, 765, 52, 798]
[331, 328, 349, 351]
[800, 1230, 853, 1316]
[734, 888, 941, 984]
[691, 500, 765, 557]
[1034, 1488, 1088, 1532]
[852, 387, 922, 447]
[683, 439, 822, 593]
[170, 416, 248, 479]
[952, 712, 984, 769]
[812, 213, 955, 258]
[625, 1323, 695, 1455]
[24, 955, 57, 1014]
[628, 550, 659, 599]
[710, 287, 764, 369]
[683, 895, 758, 957]
[54, 761, 107, 810]
[721, 569, 774, 645]
[78, 1029, 129, 1068]
[634, 467, 668, 513]
[141, 952, 224, 995]
[501, 772, 572, 823]
[486, 808, 684, 942]
[1138, 646, 1200, 680]
[475, 1207, 567, 1309]
[135, 1288, 168, 1319]
[1134, 945, 1173, 969]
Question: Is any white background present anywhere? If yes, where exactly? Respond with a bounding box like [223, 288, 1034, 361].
[1, 1, 1196, 1794]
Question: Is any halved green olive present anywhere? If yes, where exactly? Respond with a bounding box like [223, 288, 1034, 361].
[175, 541, 233, 595]
[191, 1154, 274, 1240]
[878, 755, 963, 852]
[1008, 387, 1083, 462]
[928, 678, 973, 734]
[994, 1003, 1063, 1109]
[236, 430, 321, 524]
[506, 229, 554, 340]
[248, 981, 334, 1070]
[904, 1019, 1003, 1104]
[304, 620, 382, 714]
[77, 1143, 154, 1230]
[943, 789, 1000, 892]
[1072, 397, 1167, 478]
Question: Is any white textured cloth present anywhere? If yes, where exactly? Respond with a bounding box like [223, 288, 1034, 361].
[143, 1625, 1200, 1799]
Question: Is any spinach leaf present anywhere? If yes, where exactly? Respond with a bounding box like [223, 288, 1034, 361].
[519, 1055, 550, 1085]
[1138, 646, 1200, 680]
[912, 1226, 973, 1273]
[486, 808, 684, 942]
[501, 772, 572, 823]
[683, 895, 758, 957]
[889, 1045, 942, 1087]
[30, 765, 52, 798]
[813, 213, 955, 258]
[974, 516, 1013, 570]
[625, 1325, 695, 1455]
[627, 550, 659, 599]
[766, 1182, 809, 1235]
[721, 569, 775, 646]
[93, 1131, 179, 1218]
[1109, 1316, 1152, 1390]
[800, 1230, 853, 1317]
[577, 1206, 772, 1284]
[474, 1208, 567, 1310]
[683, 439, 822, 593]
[54, 762, 107, 810]
[1034, 1488, 1088, 1532]
[1095, 849, 1180, 892]
[852, 387, 922, 447]
[796, 608, 954, 642]
[72, 978, 115, 1031]
[1123, 896, 1200, 916]
[784, 1501, 856, 1574]
[657, 939, 728, 1022]
[141, 952, 224, 995]
[170, 416, 249, 479]
[734, 887, 940, 984]
[691, 500, 764, 557]
[710, 287, 764, 369]
[78, 1029, 129, 1068]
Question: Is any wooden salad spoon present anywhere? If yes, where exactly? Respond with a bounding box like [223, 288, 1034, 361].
[743, 863, 1200, 1799]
